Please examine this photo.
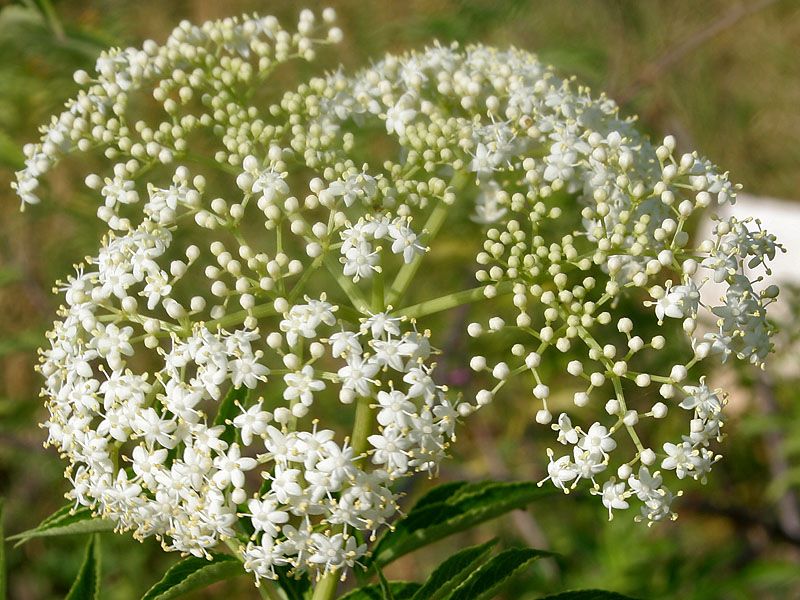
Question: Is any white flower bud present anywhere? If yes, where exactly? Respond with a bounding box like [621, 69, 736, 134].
[640, 448, 656, 465]
[567, 360, 583, 376]
[467, 322, 483, 337]
[623, 410, 639, 426]
[669, 365, 687, 382]
[476, 389, 493, 406]
[492, 362, 510, 380]
[535, 409, 552, 424]
[574, 392, 589, 407]
[617, 318, 633, 333]
[525, 352, 541, 369]
[470, 356, 486, 371]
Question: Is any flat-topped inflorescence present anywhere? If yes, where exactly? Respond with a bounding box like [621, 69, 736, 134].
[14, 7, 781, 585]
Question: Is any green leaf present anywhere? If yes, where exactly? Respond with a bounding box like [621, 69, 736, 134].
[65, 534, 101, 600]
[374, 564, 394, 600]
[411, 539, 497, 600]
[408, 481, 468, 510]
[214, 385, 249, 444]
[0, 499, 6, 600]
[537, 592, 639, 600]
[447, 547, 547, 600]
[338, 582, 421, 600]
[9, 504, 114, 546]
[369, 481, 550, 567]
[141, 552, 243, 600]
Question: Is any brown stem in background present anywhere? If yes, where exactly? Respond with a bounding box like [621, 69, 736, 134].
[618, 0, 781, 104]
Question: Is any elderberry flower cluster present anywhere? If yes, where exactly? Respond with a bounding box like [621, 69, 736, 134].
[15, 7, 781, 585]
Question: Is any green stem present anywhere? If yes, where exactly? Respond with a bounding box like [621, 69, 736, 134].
[288, 255, 325, 303]
[386, 200, 450, 306]
[205, 302, 278, 330]
[288, 212, 370, 313]
[258, 581, 285, 600]
[33, 0, 64, 39]
[611, 374, 645, 454]
[372, 269, 385, 313]
[351, 396, 374, 458]
[182, 151, 239, 175]
[324, 255, 370, 313]
[309, 267, 387, 600]
[310, 571, 340, 600]
[396, 280, 514, 319]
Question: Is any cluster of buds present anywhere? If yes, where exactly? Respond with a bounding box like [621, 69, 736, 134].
[14, 7, 780, 584]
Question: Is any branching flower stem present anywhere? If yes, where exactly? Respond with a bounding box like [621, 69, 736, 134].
[397, 281, 515, 319]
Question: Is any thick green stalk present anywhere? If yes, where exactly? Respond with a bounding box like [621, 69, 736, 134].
[310, 570, 340, 600]
[310, 265, 387, 600]
[258, 581, 285, 600]
[309, 371, 375, 600]
[351, 396, 374, 458]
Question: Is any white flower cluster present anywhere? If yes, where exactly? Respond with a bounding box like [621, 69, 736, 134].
[15, 6, 781, 585]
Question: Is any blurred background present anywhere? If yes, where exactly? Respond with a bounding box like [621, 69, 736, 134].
[1, 1, 799, 598]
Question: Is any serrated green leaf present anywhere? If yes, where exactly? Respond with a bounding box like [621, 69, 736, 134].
[65, 534, 101, 600]
[411, 539, 496, 600]
[338, 582, 421, 600]
[10, 504, 114, 546]
[34, 502, 74, 529]
[537, 591, 639, 600]
[141, 552, 243, 600]
[370, 481, 550, 567]
[214, 385, 249, 444]
[409, 481, 468, 510]
[447, 547, 547, 600]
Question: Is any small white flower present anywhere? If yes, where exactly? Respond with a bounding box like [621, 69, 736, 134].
[284, 365, 326, 406]
[212, 443, 257, 489]
[599, 479, 629, 520]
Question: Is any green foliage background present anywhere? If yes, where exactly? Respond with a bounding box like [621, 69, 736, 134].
[1, 1, 799, 598]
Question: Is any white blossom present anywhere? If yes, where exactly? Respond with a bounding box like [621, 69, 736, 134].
[14, 9, 781, 585]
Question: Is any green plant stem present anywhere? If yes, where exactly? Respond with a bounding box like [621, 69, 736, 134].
[372, 269, 385, 313]
[324, 255, 370, 313]
[258, 581, 285, 600]
[386, 200, 450, 306]
[396, 280, 514, 319]
[310, 269, 387, 600]
[205, 302, 278, 330]
[351, 396, 374, 458]
[310, 570, 340, 600]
